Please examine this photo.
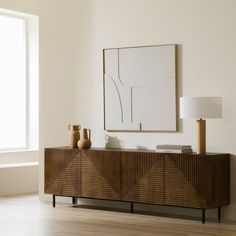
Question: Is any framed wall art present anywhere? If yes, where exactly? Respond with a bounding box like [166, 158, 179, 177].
[103, 44, 177, 132]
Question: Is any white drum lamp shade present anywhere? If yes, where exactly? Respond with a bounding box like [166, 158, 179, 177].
[180, 97, 222, 154]
[180, 97, 222, 119]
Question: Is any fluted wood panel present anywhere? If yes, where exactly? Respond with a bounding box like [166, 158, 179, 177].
[121, 152, 164, 204]
[165, 154, 230, 209]
[81, 150, 120, 200]
[44, 148, 230, 211]
[45, 148, 82, 196]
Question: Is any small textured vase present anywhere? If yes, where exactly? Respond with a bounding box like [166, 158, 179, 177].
[78, 128, 91, 149]
[68, 124, 81, 148]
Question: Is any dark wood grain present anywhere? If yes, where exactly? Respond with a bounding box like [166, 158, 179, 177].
[81, 149, 120, 200]
[164, 153, 230, 209]
[44, 148, 82, 196]
[121, 152, 164, 204]
[44, 148, 230, 210]
[165, 154, 212, 208]
[211, 154, 230, 208]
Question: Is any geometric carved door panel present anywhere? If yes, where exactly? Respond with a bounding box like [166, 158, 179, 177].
[44, 148, 82, 197]
[165, 154, 212, 208]
[121, 152, 164, 204]
[44, 148, 230, 214]
[82, 150, 120, 200]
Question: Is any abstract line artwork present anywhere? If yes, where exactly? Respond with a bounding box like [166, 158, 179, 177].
[103, 44, 177, 131]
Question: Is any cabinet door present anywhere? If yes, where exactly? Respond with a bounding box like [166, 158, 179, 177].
[121, 152, 164, 204]
[44, 148, 82, 197]
[82, 150, 120, 200]
[165, 154, 212, 208]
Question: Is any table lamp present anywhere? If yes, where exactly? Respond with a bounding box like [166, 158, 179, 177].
[180, 97, 222, 154]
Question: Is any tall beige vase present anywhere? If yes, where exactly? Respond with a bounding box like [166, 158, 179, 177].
[68, 124, 81, 148]
[78, 128, 91, 149]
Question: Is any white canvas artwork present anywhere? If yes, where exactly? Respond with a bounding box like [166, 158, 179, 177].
[103, 44, 177, 131]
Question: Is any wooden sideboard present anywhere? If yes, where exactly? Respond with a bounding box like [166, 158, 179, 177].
[44, 147, 230, 223]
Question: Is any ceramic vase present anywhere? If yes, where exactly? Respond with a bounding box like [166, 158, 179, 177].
[68, 124, 80, 148]
[78, 128, 91, 149]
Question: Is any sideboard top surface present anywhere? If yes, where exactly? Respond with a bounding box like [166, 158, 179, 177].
[44, 146, 230, 157]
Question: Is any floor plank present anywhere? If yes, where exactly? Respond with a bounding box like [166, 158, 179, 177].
[0, 195, 235, 236]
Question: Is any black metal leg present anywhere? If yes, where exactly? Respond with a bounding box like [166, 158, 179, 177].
[72, 197, 77, 205]
[202, 209, 205, 224]
[218, 207, 221, 221]
[131, 202, 134, 213]
[53, 195, 56, 208]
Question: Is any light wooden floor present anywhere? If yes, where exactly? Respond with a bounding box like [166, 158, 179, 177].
[0, 195, 236, 236]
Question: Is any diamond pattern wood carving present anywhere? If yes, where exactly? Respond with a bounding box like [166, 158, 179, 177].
[82, 150, 120, 200]
[45, 149, 82, 197]
[165, 154, 230, 209]
[45, 148, 230, 210]
[165, 155, 210, 208]
[121, 152, 164, 204]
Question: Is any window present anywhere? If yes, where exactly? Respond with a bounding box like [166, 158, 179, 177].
[0, 9, 38, 151]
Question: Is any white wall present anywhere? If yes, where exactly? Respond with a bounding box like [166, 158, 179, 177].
[38, 0, 92, 197]
[39, 0, 236, 220]
[0, 0, 38, 14]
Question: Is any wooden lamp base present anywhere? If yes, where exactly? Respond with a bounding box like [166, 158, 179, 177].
[196, 119, 206, 154]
